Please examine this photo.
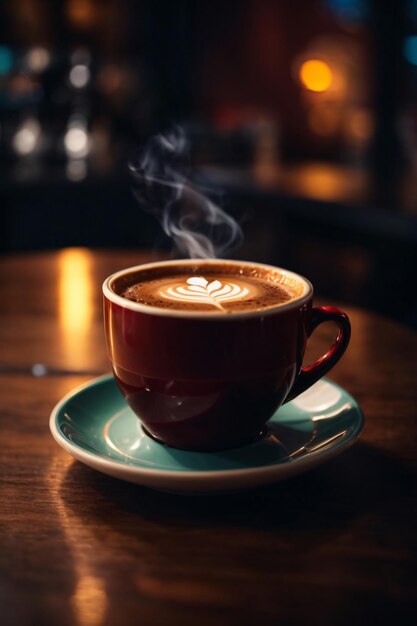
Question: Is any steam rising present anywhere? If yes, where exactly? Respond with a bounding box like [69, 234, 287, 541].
[129, 128, 243, 258]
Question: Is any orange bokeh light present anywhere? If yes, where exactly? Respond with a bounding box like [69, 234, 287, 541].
[299, 59, 333, 93]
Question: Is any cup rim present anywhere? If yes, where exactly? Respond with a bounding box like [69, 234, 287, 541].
[102, 258, 313, 319]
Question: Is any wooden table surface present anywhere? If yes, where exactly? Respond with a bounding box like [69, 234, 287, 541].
[1, 248, 416, 626]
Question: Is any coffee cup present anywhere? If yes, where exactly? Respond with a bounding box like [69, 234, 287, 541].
[103, 259, 350, 451]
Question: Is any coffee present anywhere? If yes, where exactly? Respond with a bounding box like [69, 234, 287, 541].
[112, 261, 303, 313]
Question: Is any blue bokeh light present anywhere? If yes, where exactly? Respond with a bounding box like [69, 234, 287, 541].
[0, 45, 13, 75]
[326, 0, 368, 22]
[404, 35, 417, 65]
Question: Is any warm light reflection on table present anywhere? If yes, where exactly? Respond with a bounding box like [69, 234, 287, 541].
[71, 575, 108, 626]
[59, 248, 94, 368]
[48, 455, 109, 626]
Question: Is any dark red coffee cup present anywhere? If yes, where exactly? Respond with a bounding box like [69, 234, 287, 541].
[103, 259, 350, 451]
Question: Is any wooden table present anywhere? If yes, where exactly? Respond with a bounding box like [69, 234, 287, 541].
[1, 249, 416, 626]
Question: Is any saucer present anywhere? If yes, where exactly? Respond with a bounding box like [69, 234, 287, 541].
[49, 374, 364, 494]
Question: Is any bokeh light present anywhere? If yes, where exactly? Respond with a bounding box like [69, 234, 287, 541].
[64, 126, 90, 158]
[69, 64, 91, 88]
[0, 45, 13, 75]
[26, 47, 50, 73]
[12, 119, 41, 155]
[404, 35, 417, 65]
[299, 59, 333, 92]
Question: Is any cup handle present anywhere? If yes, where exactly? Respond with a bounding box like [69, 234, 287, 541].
[285, 306, 351, 402]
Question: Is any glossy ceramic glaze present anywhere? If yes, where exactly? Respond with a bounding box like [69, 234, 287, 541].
[103, 260, 351, 451]
[49, 375, 364, 494]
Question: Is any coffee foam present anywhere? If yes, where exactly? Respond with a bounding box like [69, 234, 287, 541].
[114, 262, 306, 314]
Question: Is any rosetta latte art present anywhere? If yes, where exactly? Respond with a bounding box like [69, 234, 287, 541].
[160, 276, 250, 309]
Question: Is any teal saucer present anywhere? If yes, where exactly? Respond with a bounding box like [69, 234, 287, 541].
[50, 374, 364, 493]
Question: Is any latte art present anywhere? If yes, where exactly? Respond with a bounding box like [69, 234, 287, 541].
[118, 262, 300, 313]
[161, 276, 250, 309]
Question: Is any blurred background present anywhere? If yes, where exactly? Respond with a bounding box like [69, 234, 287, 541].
[1, 0, 417, 327]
